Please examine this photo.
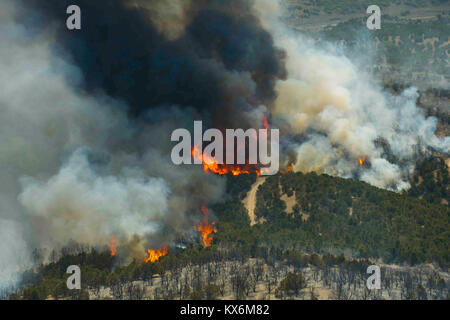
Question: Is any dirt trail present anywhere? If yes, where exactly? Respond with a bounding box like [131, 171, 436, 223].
[243, 177, 267, 226]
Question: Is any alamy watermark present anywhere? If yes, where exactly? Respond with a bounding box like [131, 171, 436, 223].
[367, 5, 381, 30]
[366, 265, 381, 290]
[65, 5, 380, 31]
[66, 5, 81, 30]
[66, 265, 81, 290]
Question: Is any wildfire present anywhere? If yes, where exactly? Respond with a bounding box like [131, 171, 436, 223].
[190, 114, 274, 177]
[191, 145, 265, 176]
[278, 164, 293, 174]
[194, 205, 217, 247]
[110, 234, 116, 257]
[144, 246, 168, 263]
[358, 156, 366, 166]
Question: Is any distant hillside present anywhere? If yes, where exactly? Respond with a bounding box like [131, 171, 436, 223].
[283, 1, 449, 90]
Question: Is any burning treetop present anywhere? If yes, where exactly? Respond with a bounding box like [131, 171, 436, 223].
[144, 246, 168, 263]
[194, 205, 217, 247]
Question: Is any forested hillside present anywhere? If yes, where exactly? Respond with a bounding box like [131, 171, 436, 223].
[9, 169, 449, 300]
[408, 156, 449, 205]
[216, 170, 449, 267]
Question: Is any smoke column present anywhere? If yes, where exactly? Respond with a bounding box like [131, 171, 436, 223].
[0, 0, 288, 290]
[255, 0, 449, 190]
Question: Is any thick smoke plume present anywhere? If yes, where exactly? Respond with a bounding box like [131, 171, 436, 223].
[0, 0, 448, 291]
[19, 149, 170, 254]
[255, 0, 449, 190]
[21, 0, 286, 129]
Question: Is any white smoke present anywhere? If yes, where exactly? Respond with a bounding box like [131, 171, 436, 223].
[19, 149, 170, 250]
[0, 0, 225, 290]
[0, 220, 29, 290]
[255, 0, 449, 190]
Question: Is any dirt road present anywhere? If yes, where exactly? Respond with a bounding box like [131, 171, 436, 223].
[243, 177, 267, 226]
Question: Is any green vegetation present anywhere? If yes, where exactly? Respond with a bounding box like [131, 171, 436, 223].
[408, 156, 449, 205]
[285, 1, 449, 88]
[275, 272, 307, 299]
[316, 17, 449, 86]
[287, 0, 448, 17]
[215, 171, 449, 267]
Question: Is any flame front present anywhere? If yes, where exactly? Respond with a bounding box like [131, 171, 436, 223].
[110, 234, 116, 257]
[194, 205, 217, 247]
[190, 116, 271, 177]
[144, 246, 168, 263]
[191, 145, 268, 176]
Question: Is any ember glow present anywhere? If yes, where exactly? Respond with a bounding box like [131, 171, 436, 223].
[144, 246, 168, 263]
[110, 234, 116, 257]
[194, 205, 217, 247]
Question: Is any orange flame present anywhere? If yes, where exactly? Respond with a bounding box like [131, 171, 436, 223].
[263, 115, 269, 130]
[144, 246, 168, 263]
[110, 234, 116, 257]
[358, 156, 366, 166]
[190, 114, 272, 177]
[191, 145, 265, 176]
[287, 165, 292, 172]
[194, 205, 217, 247]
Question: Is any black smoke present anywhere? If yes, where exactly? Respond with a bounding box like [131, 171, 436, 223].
[0, 0, 289, 278]
[20, 0, 286, 128]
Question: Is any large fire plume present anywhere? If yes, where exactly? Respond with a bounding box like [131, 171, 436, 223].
[194, 205, 217, 247]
